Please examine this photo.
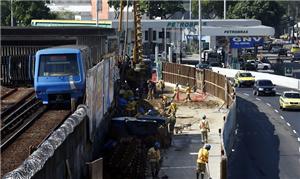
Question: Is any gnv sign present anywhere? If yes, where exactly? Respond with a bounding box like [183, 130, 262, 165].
[230, 37, 264, 48]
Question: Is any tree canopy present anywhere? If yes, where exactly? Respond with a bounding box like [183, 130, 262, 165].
[108, 0, 185, 19]
[1, 1, 56, 26]
[227, 0, 285, 33]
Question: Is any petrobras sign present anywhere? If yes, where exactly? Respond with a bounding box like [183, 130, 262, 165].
[230, 36, 264, 48]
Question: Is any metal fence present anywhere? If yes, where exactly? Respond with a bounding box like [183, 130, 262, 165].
[162, 62, 235, 107]
[85, 54, 119, 141]
[1, 46, 44, 56]
[1, 55, 35, 86]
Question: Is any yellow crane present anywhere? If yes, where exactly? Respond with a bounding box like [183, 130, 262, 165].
[118, 0, 143, 64]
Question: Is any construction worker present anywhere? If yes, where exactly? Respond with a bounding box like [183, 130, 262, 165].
[172, 83, 180, 101]
[147, 80, 155, 100]
[166, 102, 177, 117]
[147, 142, 161, 178]
[185, 83, 192, 102]
[196, 144, 211, 179]
[157, 79, 165, 94]
[199, 115, 210, 143]
[161, 95, 168, 110]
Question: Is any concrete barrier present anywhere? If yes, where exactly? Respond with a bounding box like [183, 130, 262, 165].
[212, 67, 300, 90]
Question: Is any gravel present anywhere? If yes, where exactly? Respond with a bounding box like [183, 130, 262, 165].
[1, 109, 70, 178]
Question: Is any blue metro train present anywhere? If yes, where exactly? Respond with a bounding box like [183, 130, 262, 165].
[34, 45, 93, 110]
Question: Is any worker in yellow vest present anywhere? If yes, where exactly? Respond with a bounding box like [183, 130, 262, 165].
[185, 83, 192, 102]
[196, 144, 211, 179]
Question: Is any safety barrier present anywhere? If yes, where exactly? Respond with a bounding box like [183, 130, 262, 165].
[212, 67, 300, 90]
[3, 105, 89, 179]
[1, 55, 35, 86]
[162, 62, 235, 107]
[162, 62, 236, 179]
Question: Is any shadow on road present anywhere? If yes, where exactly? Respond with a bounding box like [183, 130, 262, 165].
[228, 96, 280, 179]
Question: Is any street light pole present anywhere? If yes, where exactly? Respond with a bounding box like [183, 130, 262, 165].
[224, 0, 226, 19]
[96, 0, 99, 26]
[10, 0, 13, 26]
[198, 0, 202, 63]
[190, 0, 192, 19]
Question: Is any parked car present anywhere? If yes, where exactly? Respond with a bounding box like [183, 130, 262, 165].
[209, 62, 223, 68]
[278, 48, 287, 56]
[234, 71, 255, 87]
[195, 61, 210, 69]
[279, 91, 300, 110]
[247, 60, 271, 70]
[260, 57, 271, 64]
[240, 62, 256, 71]
[253, 79, 276, 96]
[270, 46, 281, 54]
[291, 45, 300, 54]
[291, 52, 300, 62]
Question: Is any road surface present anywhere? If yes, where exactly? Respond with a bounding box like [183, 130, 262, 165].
[228, 86, 300, 179]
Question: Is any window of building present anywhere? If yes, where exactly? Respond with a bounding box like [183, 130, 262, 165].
[145, 31, 148, 41]
[153, 31, 156, 41]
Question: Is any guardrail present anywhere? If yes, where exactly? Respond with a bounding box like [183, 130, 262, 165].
[212, 67, 300, 90]
[162, 62, 236, 179]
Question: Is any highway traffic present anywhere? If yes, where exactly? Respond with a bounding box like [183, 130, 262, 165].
[228, 86, 300, 179]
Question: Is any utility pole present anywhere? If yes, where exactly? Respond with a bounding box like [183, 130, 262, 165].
[96, 0, 99, 26]
[190, 0, 192, 19]
[198, 0, 202, 63]
[10, 0, 13, 26]
[224, 0, 226, 19]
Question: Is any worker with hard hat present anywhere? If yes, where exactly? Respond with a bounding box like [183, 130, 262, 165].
[147, 142, 161, 178]
[185, 83, 192, 102]
[158, 79, 165, 94]
[196, 144, 211, 179]
[172, 83, 180, 101]
[199, 115, 210, 143]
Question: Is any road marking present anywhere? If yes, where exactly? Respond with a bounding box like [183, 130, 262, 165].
[256, 98, 261, 101]
[280, 116, 284, 120]
[243, 93, 249, 96]
[298, 138, 300, 142]
[287, 123, 291, 126]
[266, 103, 271, 107]
[161, 166, 196, 170]
[189, 152, 198, 155]
[274, 109, 279, 113]
[293, 130, 297, 134]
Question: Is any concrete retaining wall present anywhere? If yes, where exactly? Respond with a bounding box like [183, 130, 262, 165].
[222, 100, 237, 157]
[212, 67, 300, 90]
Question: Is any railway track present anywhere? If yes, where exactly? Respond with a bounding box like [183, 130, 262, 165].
[1, 88, 35, 119]
[1, 96, 47, 150]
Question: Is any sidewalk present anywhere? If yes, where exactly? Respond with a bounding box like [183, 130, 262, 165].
[147, 83, 227, 179]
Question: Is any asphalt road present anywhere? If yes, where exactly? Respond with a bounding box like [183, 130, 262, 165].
[228, 86, 300, 179]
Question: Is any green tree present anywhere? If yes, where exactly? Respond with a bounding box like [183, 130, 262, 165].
[227, 0, 285, 35]
[191, 0, 237, 19]
[1, 1, 12, 26]
[108, 0, 185, 19]
[1, 1, 56, 26]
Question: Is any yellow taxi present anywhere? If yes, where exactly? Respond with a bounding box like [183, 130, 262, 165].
[279, 91, 300, 110]
[291, 45, 300, 54]
[234, 71, 255, 87]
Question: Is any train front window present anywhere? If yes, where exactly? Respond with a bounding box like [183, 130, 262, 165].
[39, 54, 79, 77]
